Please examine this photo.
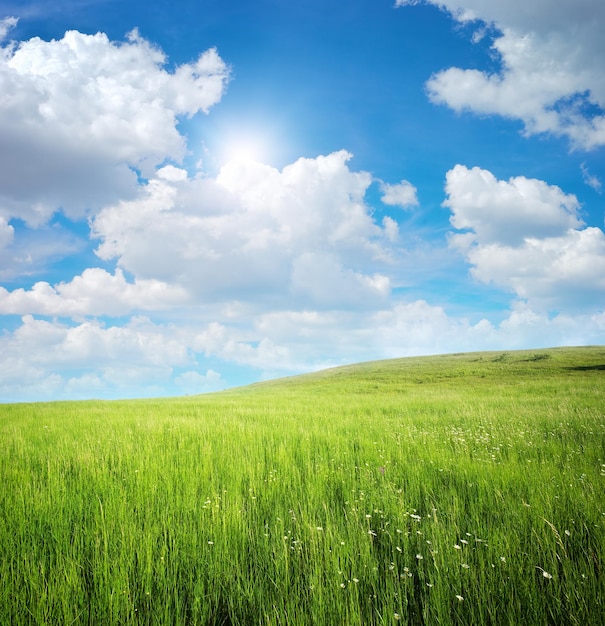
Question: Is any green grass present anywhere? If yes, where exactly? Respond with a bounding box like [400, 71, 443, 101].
[1, 346, 604, 625]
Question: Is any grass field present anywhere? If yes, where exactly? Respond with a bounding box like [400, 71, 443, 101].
[1, 346, 604, 625]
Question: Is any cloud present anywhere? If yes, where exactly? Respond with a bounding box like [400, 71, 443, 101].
[0, 217, 14, 250]
[581, 163, 603, 193]
[0, 314, 193, 400]
[174, 369, 226, 394]
[0, 268, 189, 317]
[91, 151, 398, 308]
[445, 165, 605, 311]
[380, 180, 419, 208]
[444, 164, 582, 245]
[0, 27, 229, 225]
[4, 297, 603, 401]
[0, 16, 17, 41]
[397, 0, 605, 149]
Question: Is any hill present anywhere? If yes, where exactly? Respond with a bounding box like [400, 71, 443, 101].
[1, 346, 604, 625]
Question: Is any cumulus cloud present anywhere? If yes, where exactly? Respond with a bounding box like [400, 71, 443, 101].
[0, 314, 193, 400]
[397, 0, 605, 149]
[0, 268, 189, 317]
[2, 294, 604, 401]
[92, 151, 397, 308]
[444, 164, 582, 245]
[445, 165, 605, 310]
[0, 26, 229, 225]
[380, 180, 419, 208]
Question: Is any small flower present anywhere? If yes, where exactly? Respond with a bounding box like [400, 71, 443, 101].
[394, 613, 401, 621]
[416, 554, 423, 560]
[352, 578, 359, 583]
[461, 563, 470, 569]
[456, 595, 464, 602]
[500, 556, 506, 563]
[542, 570, 553, 579]
[207, 541, 214, 545]
[454, 544, 461, 550]
[316, 526, 323, 531]
[340, 582, 346, 588]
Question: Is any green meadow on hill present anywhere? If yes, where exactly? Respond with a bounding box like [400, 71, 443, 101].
[1, 346, 604, 625]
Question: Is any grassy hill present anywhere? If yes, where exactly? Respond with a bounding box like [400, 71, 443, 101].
[1, 346, 604, 624]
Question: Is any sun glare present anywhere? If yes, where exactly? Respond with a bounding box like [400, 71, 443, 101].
[221, 133, 268, 165]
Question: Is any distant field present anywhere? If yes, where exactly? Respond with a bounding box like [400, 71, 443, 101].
[1, 346, 604, 625]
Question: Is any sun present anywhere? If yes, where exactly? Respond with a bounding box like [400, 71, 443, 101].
[220, 131, 268, 166]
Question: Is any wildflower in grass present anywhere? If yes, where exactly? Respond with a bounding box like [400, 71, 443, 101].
[456, 595, 464, 601]
[500, 557, 506, 562]
[340, 582, 346, 588]
[316, 526, 323, 531]
[352, 578, 359, 583]
[394, 613, 401, 620]
[207, 540, 214, 545]
[461, 563, 470, 569]
[454, 544, 461, 550]
[416, 554, 423, 560]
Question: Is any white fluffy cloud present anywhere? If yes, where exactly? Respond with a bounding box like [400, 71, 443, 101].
[0, 268, 189, 317]
[0, 314, 193, 400]
[445, 165, 605, 310]
[0, 23, 229, 224]
[444, 165, 582, 245]
[5, 298, 603, 401]
[398, 0, 605, 148]
[380, 180, 419, 208]
[91, 152, 396, 308]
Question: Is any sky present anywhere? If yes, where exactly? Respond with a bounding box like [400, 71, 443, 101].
[0, 0, 604, 402]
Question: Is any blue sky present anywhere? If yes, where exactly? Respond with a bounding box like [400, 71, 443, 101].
[0, 0, 604, 401]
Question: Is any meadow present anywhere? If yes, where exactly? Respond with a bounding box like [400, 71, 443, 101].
[1, 346, 604, 625]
